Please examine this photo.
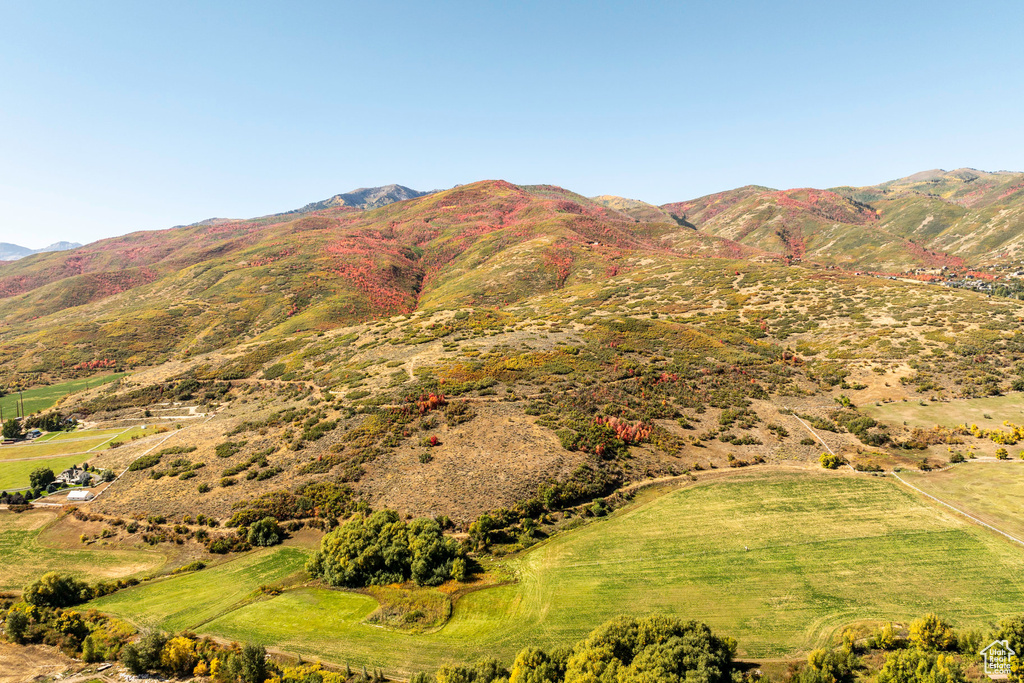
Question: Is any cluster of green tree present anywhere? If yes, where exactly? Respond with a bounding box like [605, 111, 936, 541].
[799, 613, 1024, 683]
[2, 418, 23, 440]
[23, 572, 94, 607]
[397, 612, 1024, 683]
[985, 280, 1024, 301]
[2, 600, 135, 661]
[0, 490, 32, 507]
[23, 411, 76, 432]
[307, 510, 467, 587]
[411, 615, 736, 683]
[19, 571, 142, 611]
[120, 632, 269, 682]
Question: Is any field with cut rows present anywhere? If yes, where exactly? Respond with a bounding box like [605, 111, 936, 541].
[88, 470, 1024, 676]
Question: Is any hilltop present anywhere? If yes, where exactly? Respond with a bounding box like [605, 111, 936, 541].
[292, 184, 433, 212]
[658, 169, 1024, 270]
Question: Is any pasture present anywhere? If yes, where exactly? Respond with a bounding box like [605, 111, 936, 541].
[88, 546, 309, 632]
[89, 470, 1024, 675]
[0, 508, 166, 592]
[863, 394, 1024, 430]
[0, 425, 162, 490]
[899, 462, 1024, 542]
[0, 373, 126, 418]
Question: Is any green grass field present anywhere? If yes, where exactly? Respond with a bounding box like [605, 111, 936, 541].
[0, 373, 126, 418]
[863, 394, 1024, 430]
[0, 509, 167, 592]
[86, 471, 1024, 675]
[0, 433, 123, 461]
[0, 454, 98, 493]
[0, 426, 163, 490]
[899, 462, 1024, 542]
[88, 547, 310, 632]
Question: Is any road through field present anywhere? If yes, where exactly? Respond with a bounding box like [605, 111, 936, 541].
[787, 409, 1024, 548]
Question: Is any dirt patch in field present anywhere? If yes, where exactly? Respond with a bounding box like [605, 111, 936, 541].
[0, 643, 78, 683]
[357, 402, 582, 522]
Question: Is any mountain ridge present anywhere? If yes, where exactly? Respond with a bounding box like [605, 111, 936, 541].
[291, 183, 433, 213]
[0, 240, 81, 262]
[0, 169, 1022, 384]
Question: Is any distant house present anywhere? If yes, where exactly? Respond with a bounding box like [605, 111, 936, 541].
[67, 490, 94, 502]
[55, 466, 90, 487]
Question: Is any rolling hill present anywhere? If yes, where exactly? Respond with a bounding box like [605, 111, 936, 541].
[657, 169, 1024, 270]
[0, 170, 1021, 522]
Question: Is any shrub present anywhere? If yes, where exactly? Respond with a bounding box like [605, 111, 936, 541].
[264, 364, 286, 380]
[4, 607, 29, 643]
[2, 419, 23, 440]
[910, 613, 957, 651]
[820, 452, 844, 469]
[876, 648, 964, 683]
[128, 454, 161, 471]
[247, 517, 283, 547]
[215, 441, 246, 459]
[797, 648, 858, 683]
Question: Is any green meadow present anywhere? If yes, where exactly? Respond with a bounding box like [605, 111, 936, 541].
[863, 394, 1024, 430]
[0, 455, 99, 493]
[88, 471, 1024, 675]
[89, 547, 310, 633]
[0, 425, 161, 491]
[0, 432, 124, 460]
[0, 373, 126, 418]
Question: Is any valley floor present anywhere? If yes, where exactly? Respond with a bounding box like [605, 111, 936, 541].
[83, 466, 1024, 676]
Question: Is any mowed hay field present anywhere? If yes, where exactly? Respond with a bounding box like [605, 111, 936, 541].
[0, 373, 126, 417]
[0, 509, 167, 592]
[90, 470, 1024, 675]
[863, 394, 1024, 431]
[899, 462, 1024, 541]
[88, 547, 310, 633]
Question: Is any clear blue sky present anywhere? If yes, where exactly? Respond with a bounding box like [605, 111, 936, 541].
[2, 0, 1022, 248]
